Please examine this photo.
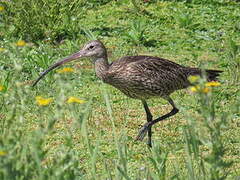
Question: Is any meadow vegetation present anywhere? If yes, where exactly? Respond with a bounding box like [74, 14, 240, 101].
[0, 0, 239, 179]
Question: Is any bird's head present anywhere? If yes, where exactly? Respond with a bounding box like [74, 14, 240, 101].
[32, 40, 107, 86]
[80, 40, 107, 60]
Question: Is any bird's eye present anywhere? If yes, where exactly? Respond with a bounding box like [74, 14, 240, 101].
[88, 45, 94, 50]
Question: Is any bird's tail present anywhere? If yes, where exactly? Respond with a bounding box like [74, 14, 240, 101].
[188, 68, 223, 81]
[205, 69, 223, 81]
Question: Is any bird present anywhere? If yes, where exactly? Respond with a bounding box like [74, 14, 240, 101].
[33, 40, 223, 147]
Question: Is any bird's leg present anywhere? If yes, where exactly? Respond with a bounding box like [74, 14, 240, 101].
[136, 97, 179, 142]
[141, 100, 153, 147]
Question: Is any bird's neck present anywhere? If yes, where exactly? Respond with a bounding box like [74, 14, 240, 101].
[94, 56, 109, 80]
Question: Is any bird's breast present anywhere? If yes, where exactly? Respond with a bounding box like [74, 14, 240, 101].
[104, 75, 160, 99]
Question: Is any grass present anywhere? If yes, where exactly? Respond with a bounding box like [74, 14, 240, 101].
[0, 0, 240, 179]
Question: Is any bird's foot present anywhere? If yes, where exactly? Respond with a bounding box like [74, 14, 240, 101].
[135, 122, 151, 141]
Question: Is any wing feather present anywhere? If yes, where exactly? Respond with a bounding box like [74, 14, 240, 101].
[106, 56, 189, 98]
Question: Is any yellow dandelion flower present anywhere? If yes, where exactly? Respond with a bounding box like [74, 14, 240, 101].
[205, 81, 221, 87]
[67, 96, 85, 104]
[0, 6, 4, 11]
[0, 47, 5, 52]
[190, 86, 199, 92]
[202, 87, 210, 93]
[36, 96, 53, 106]
[188, 75, 200, 83]
[16, 40, 26, 47]
[190, 85, 211, 94]
[56, 67, 74, 73]
[0, 85, 3, 91]
[0, 151, 7, 156]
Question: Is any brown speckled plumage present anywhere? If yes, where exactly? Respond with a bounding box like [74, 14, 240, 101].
[33, 40, 223, 147]
[102, 56, 189, 99]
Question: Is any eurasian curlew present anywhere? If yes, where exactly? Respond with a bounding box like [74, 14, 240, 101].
[33, 40, 223, 147]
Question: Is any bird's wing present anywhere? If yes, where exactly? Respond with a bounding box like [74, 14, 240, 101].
[111, 56, 189, 92]
[124, 56, 185, 76]
[109, 56, 184, 75]
[117, 55, 183, 68]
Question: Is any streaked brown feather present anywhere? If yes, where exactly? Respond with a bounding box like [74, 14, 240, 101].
[103, 55, 192, 99]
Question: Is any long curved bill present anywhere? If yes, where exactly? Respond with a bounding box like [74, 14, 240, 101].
[32, 51, 83, 87]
